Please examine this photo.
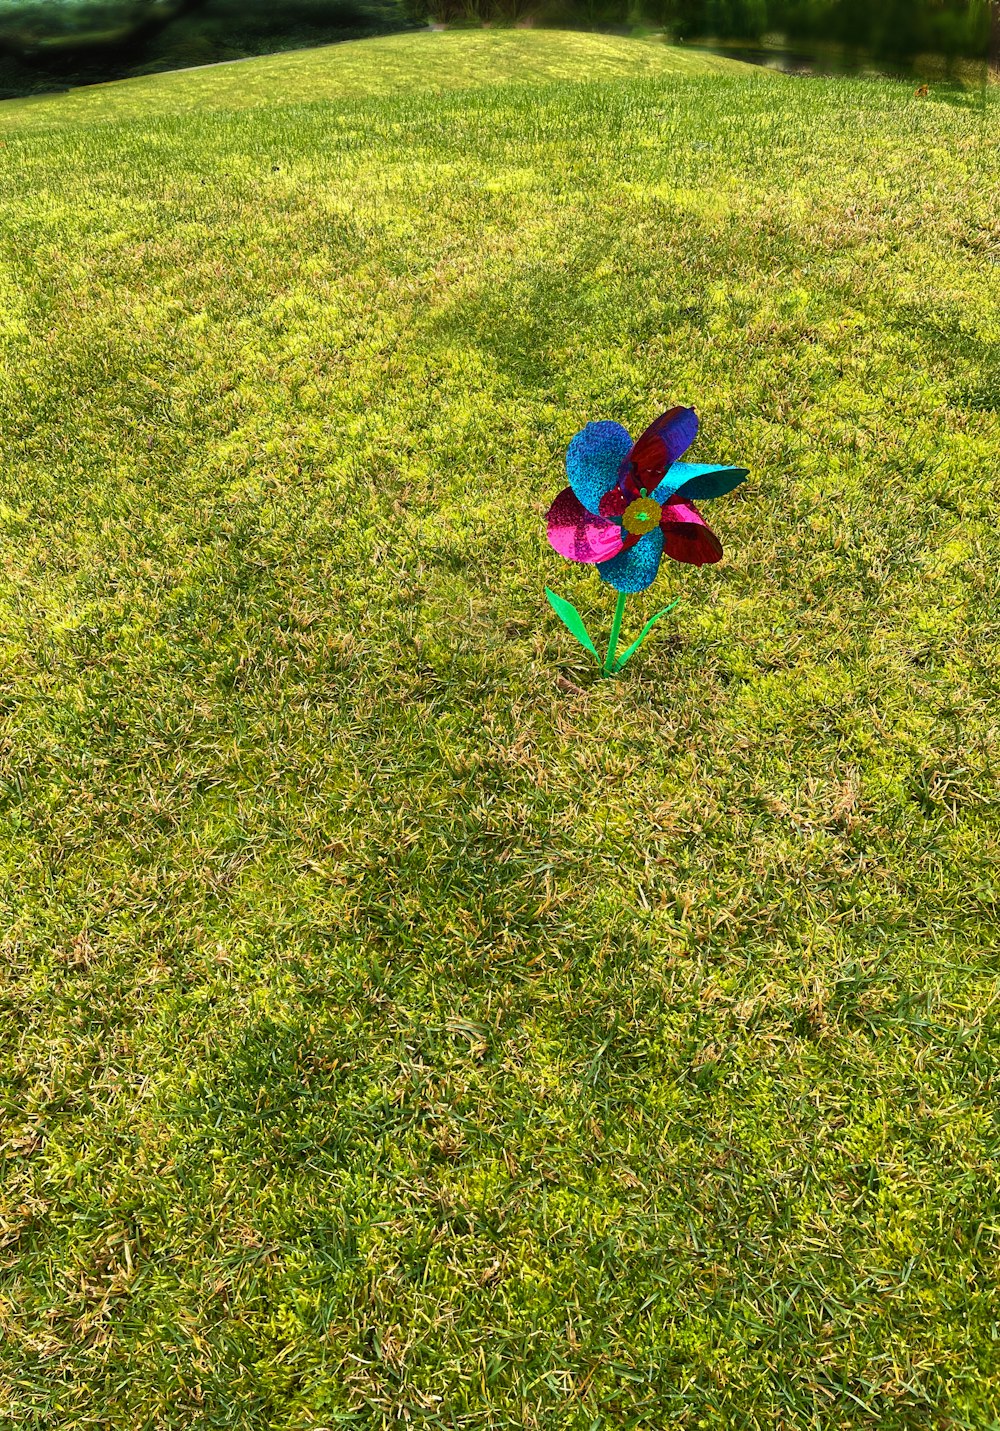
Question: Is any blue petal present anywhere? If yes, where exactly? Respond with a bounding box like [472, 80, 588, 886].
[653, 462, 748, 504]
[566, 421, 633, 516]
[596, 528, 664, 593]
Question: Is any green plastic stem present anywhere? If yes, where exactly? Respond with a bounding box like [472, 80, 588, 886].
[602, 591, 628, 677]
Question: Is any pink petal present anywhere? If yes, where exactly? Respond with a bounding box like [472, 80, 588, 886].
[547, 486, 627, 565]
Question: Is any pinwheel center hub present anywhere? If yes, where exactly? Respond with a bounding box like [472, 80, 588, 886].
[622, 493, 662, 536]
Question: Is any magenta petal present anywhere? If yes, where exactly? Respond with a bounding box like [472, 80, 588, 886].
[547, 486, 627, 565]
[663, 499, 704, 524]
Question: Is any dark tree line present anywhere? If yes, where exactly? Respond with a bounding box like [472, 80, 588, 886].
[0, 0, 993, 99]
[657, 0, 991, 58]
[406, 0, 991, 59]
[0, 0, 406, 96]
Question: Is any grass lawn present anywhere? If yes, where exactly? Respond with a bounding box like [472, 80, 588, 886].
[1, 28, 999, 1430]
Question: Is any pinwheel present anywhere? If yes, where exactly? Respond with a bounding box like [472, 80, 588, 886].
[545, 406, 747, 676]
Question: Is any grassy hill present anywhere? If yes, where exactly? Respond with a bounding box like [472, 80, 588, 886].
[1, 29, 998, 1430]
[0, 28, 749, 129]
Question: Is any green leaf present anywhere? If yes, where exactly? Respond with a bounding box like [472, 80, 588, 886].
[612, 599, 679, 672]
[545, 587, 600, 663]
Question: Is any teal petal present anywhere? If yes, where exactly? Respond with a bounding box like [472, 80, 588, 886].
[596, 528, 664, 593]
[653, 462, 749, 503]
[566, 421, 633, 516]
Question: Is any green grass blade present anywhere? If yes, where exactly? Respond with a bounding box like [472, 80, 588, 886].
[545, 586, 600, 662]
[612, 599, 680, 672]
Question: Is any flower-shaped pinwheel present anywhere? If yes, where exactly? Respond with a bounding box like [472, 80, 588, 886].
[547, 406, 746, 593]
[545, 406, 748, 676]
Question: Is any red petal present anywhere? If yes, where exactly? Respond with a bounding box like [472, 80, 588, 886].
[660, 499, 723, 566]
[618, 432, 668, 502]
[618, 407, 699, 501]
[598, 486, 628, 520]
